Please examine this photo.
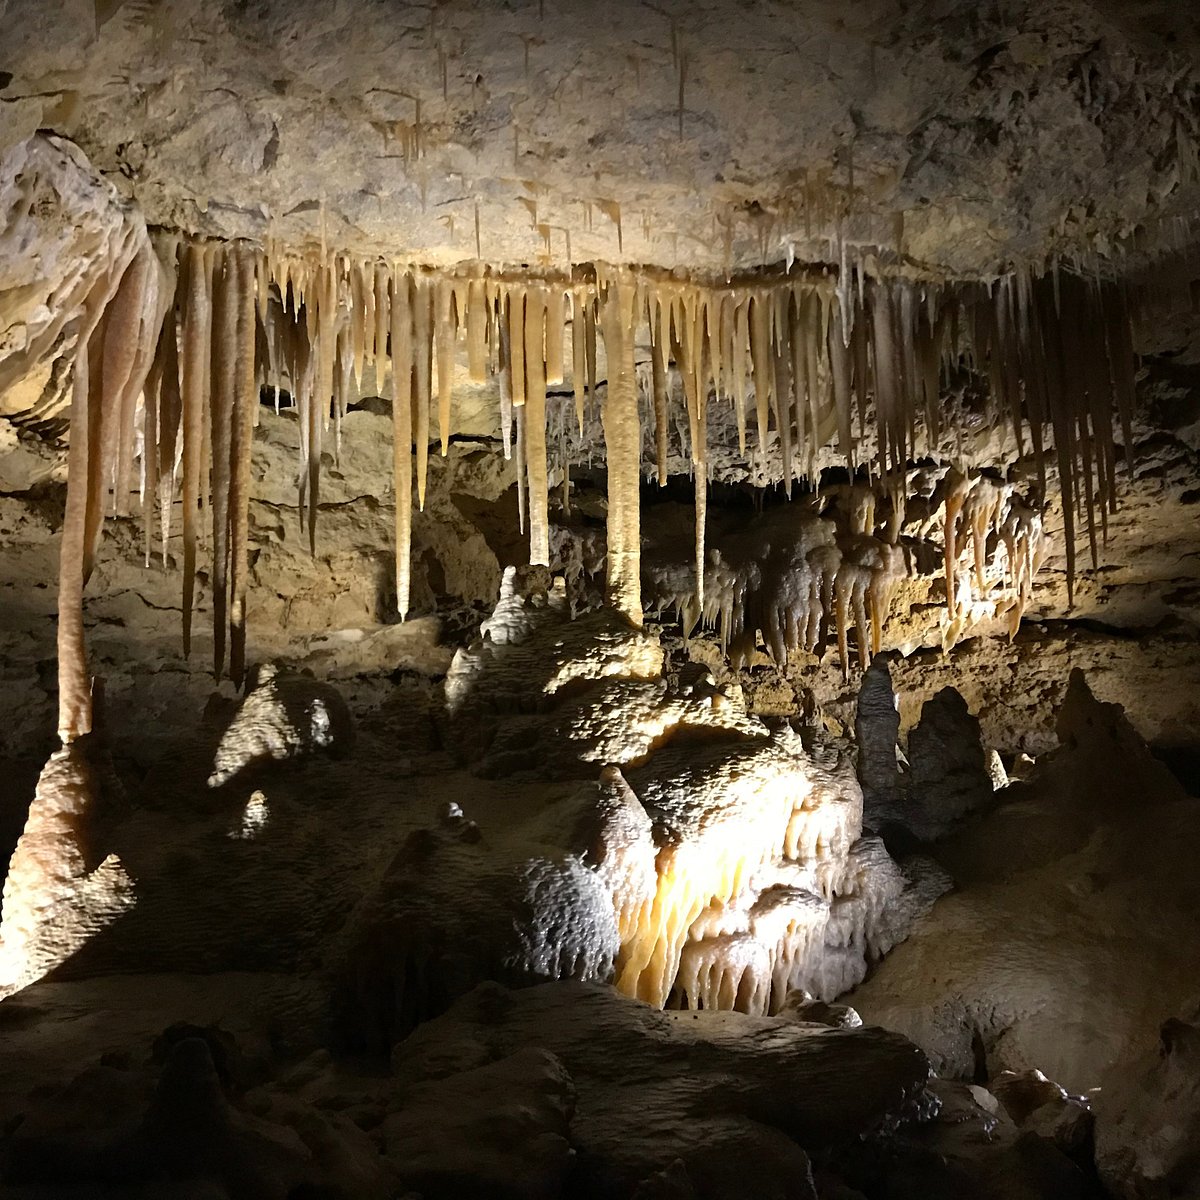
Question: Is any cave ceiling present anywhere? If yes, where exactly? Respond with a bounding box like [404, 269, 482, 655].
[3, 0, 1199, 280]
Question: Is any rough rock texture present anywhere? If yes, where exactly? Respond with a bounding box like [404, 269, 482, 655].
[855, 655, 903, 829]
[1095, 1009, 1200, 1199]
[368, 567, 945, 1035]
[0, 133, 136, 421]
[856, 669, 995, 844]
[0, 731, 133, 996]
[208, 661, 355, 788]
[1, 1, 1197, 277]
[2, 1032, 395, 1199]
[847, 671, 1200, 1095]
[903, 686, 994, 840]
[838, 1076, 1094, 1200]
[391, 979, 932, 1199]
[382, 1045, 576, 1199]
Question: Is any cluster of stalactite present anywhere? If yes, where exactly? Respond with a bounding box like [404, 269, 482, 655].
[641, 465, 1047, 676]
[53, 222, 1138, 743]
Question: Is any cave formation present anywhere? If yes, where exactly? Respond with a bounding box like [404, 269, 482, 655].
[2, 0, 1200, 1196]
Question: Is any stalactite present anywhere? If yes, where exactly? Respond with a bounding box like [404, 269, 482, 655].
[523, 282, 551, 566]
[584, 294, 598, 408]
[179, 241, 211, 658]
[57, 336, 95, 744]
[436, 276, 456, 456]
[499, 309, 515, 460]
[828, 297, 854, 469]
[208, 247, 237, 680]
[599, 274, 643, 625]
[466, 275, 488, 383]
[649, 292, 670, 486]
[571, 287, 587, 435]
[350, 260, 367, 386]
[51, 234, 1145, 686]
[392, 266, 414, 620]
[112, 247, 160, 519]
[749, 290, 772, 460]
[732, 296, 749, 456]
[414, 274, 433, 510]
[308, 256, 336, 552]
[155, 276, 182, 566]
[942, 468, 970, 623]
[773, 290, 793, 497]
[374, 261, 390, 387]
[515, 401, 528, 535]
[545, 286, 566, 386]
[228, 246, 258, 688]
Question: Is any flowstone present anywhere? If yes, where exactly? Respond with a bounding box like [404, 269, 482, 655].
[338, 568, 945, 1045]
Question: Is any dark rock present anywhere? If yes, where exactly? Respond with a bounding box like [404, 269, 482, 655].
[906, 686, 994, 840]
[383, 1046, 575, 1199]
[991, 1068, 1069, 1125]
[855, 655, 904, 835]
[1095, 1012, 1200, 1199]
[392, 979, 930, 1199]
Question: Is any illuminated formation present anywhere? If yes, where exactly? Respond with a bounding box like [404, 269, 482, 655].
[379, 567, 946, 1028]
[45, 228, 1137, 749]
[0, 213, 1127, 993]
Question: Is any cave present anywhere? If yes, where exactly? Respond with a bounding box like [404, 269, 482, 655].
[1, 1, 1200, 1196]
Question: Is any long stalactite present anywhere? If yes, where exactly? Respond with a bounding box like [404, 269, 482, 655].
[50, 236, 1148, 732]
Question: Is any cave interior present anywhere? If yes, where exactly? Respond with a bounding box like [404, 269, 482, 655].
[2, 1, 1200, 1197]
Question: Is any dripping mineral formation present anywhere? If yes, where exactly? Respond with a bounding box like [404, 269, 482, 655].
[2, 0, 1200, 1196]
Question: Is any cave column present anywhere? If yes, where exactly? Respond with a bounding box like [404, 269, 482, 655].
[599, 273, 643, 626]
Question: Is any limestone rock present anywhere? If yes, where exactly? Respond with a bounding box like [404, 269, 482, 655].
[0, 734, 134, 996]
[837, 1077, 1093, 1200]
[848, 673, 1200, 1094]
[855, 655, 904, 834]
[368, 569, 942, 1038]
[1, 2, 1195, 278]
[391, 979, 930, 1199]
[208, 663, 355, 788]
[1095, 1011, 1200, 1199]
[0, 134, 133, 421]
[3, 1033, 394, 1199]
[333, 782, 635, 1048]
[991, 1068, 1072, 1126]
[382, 1046, 575, 1199]
[905, 686, 995, 841]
